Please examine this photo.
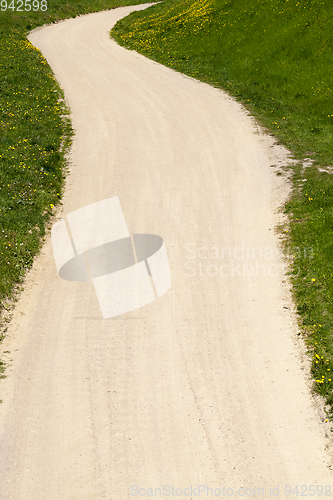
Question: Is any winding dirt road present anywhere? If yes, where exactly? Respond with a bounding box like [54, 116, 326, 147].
[0, 4, 332, 499]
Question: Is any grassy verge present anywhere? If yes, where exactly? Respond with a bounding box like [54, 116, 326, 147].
[111, 0, 333, 418]
[0, 1, 158, 352]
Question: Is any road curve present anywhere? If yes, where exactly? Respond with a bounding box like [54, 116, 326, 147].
[0, 4, 332, 499]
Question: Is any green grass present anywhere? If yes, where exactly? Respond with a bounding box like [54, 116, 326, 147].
[0, 1, 158, 335]
[111, 0, 333, 418]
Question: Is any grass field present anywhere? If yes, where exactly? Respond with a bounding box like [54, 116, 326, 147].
[0, 0, 158, 377]
[111, 0, 333, 417]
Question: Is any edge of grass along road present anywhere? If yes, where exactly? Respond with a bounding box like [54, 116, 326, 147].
[0, 0, 159, 371]
[111, 0, 333, 420]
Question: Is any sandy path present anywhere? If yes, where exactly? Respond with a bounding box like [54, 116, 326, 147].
[0, 4, 332, 499]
